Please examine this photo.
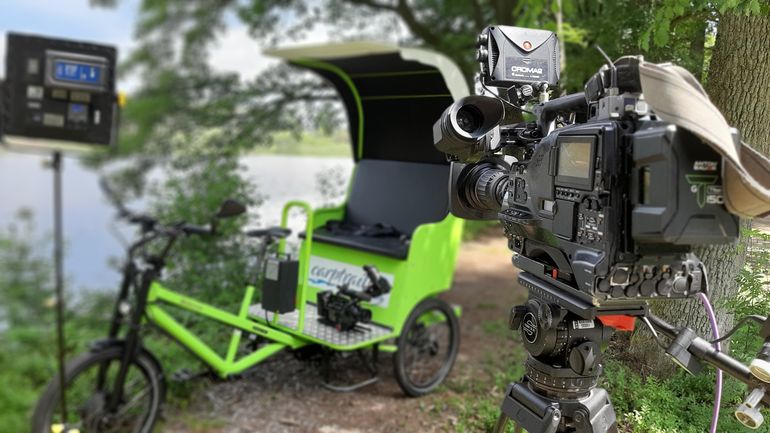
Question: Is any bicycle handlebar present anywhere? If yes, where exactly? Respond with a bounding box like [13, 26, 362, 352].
[179, 223, 213, 236]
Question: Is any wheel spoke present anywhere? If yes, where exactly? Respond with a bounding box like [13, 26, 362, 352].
[404, 310, 453, 387]
[114, 385, 151, 419]
[35, 350, 159, 433]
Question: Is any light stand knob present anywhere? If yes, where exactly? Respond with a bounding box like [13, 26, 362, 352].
[736, 387, 766, 429]
[736, 403, 764, 430]
[750, 357, 770, 383]
[750, 337, 770, 382]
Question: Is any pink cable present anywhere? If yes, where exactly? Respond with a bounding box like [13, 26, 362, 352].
[697, 292, 723, 433]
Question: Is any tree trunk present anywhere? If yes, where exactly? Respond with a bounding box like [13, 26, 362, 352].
[627, 13, 770, 375]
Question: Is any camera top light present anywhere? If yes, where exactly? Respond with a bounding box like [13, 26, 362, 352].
[477, 25, 560, 89]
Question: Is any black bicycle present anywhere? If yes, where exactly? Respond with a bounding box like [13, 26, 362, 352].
[31, 189, 292, 433]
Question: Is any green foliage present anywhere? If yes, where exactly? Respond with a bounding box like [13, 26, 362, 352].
[0, 215, 109, 432]
[603, 359, 763, 432]
[0, 209, 52, 328]
[725, 228, 770, 363]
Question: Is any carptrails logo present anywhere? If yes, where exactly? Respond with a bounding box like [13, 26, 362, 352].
[307, 256, 394, 307]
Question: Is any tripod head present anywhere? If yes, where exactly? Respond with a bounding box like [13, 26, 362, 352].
[496, 272, 770, 433]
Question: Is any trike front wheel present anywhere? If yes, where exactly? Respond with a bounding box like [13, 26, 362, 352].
[394, 297, 460, 396]
[32, 346, 164, 433]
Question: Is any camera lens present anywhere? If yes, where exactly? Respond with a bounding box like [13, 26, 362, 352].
[456, 105, 483, 133]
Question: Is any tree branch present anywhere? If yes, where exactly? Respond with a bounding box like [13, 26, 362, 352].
[471, 0, 486, 29]
[393, 0, 442, 46]
[345, 0, 442, 46]
[494, 0, 516, 25]
[345, 0, 397, 12]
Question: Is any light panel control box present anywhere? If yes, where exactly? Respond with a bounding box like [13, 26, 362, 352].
[2, 33, 118, 146]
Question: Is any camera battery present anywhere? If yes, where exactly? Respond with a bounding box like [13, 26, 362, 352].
[262, 256, 299, 314]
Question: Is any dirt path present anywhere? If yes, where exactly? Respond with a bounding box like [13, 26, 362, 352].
[162, 230, 526, 433]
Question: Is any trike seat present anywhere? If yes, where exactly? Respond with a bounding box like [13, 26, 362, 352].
[306, 225, 409, 259]
[302, 159, 449, 260]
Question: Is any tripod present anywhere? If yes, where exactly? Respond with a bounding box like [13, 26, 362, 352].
[492, 271, 645, 433]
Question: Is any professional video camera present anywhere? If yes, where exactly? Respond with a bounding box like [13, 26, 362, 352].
[317, 265, 391, 331]
[434, 25, 770, 433]
[435, 26, 745, 307]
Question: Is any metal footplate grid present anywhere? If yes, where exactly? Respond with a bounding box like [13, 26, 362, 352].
[249, 302, 394, 348]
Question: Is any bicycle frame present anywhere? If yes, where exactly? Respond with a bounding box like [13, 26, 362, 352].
[144, 282, 307, 378]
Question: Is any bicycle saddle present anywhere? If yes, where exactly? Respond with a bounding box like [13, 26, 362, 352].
[244, 226, 292, 239]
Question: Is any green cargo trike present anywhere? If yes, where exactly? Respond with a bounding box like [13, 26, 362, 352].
[33, 42, 469, 433]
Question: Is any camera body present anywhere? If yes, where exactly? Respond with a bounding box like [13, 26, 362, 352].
[316, 265, 391, 331]
[434, 26, 740, 306]
[501, 118, 737, 305]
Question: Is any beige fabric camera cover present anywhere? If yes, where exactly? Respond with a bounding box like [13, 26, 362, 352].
[639, 62, 770, 218]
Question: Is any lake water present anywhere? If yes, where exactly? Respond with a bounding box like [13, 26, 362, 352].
[0, 152, 353, 291]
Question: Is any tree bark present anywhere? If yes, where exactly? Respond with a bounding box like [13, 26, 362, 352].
[627, 13, 770, 375]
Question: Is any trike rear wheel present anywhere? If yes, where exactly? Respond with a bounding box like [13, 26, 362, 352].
[394, 298, 460, 396]
[32, 346, 164, 433]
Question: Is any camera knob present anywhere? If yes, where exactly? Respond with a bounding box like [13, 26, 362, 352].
[477, 32, 489, 45]
[476, 47, 489, 62]
[520, 85, 534, 98]
[640, 279, 656, 296]
[569, 342, 600, 376]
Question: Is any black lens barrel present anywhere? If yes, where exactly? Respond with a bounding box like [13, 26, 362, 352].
[460, 162, 509, 213]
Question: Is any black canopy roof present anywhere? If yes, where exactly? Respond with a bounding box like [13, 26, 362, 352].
[267, 42, 469, 164]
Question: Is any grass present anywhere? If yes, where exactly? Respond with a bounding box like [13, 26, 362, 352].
[250, 130, 352, 157]
[604, 357, 767, 433]
[447, 321, 526, 433]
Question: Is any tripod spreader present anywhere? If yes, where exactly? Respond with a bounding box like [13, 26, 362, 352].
[645, 313, 770, 429]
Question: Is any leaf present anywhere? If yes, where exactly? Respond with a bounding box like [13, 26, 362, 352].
[749, 0, 762, 15]
[653, 19, 671, 47]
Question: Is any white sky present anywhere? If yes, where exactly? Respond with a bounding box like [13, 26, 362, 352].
[0, 0, 338, 92]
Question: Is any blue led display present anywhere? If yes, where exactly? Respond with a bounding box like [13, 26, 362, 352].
[53, 60, 103, 85]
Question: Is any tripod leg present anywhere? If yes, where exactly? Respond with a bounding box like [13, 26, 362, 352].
[492, 413, 509, 433]
[514, 423, 523, 433]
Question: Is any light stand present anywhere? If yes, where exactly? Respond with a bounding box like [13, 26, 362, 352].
[50, 150, 68, 423]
